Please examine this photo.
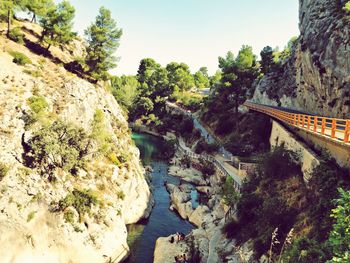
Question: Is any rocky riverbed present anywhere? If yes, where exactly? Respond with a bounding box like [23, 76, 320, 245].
[153, 150, 247, 263]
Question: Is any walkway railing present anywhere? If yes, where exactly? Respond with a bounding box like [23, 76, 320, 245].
[244, 101, 350, 145]
[176, 140, 242, 191]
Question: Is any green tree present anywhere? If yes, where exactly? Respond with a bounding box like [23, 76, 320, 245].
[328, 188, 350, 262]
[25, 0, 54, 23]
[40, 1, 76, 51]
[194, 69, 210, 90]
[0, 0, 26, 37]
[111, 75, 139, 111]
[133, 97, 154, 117]
[166, 62, 194, 92]
[84, 7, 122, 80]
[260, 46, 274, 74]
[219, 45, 258, 115]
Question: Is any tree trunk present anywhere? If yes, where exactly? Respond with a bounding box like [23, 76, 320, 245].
[46, 43, 51, 51]
[31, 13, 36, 23]
[7, 9, 11, 38]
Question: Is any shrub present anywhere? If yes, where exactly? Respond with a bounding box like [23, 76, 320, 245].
[117, 191, 125, 200]
[10, 51, 31, 65]
[195, 139, 219, 154]
[27, 211, 36, 222]
[27, 96, 48, 114]
[59, 189, 99, 221]
[63, 209, 75, 224]
[258, 145, 301, 179]
[327, 188, 350, 262]
[9, 27, 24, 44]
[0, 163, 9, 181]
[199, 158, 216, 177]
[221, 176, 240, 207]
[24, 120, 89, 172]
[344, 1, 350, 13]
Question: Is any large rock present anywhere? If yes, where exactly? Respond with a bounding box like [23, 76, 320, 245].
[189, 205, 210, 227]
[253, 0, 350, 118]
[153, 236, 191, 263]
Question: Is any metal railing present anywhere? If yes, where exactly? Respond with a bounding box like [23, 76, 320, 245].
[244, 101, 350, 145]
[176, 141, 242, 191]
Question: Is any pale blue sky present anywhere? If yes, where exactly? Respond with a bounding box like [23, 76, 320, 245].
[69, 0, 299, 76]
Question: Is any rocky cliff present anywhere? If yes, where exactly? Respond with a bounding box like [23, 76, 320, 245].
[253, 0, 350, 118]
[0, 22, 152, 263]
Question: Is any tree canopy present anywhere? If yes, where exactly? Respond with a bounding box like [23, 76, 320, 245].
[40, 0, 76, 51]
[84, 7, 122, 80]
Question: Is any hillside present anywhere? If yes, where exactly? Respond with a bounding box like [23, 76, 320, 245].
[0, 21, 152, 262]
[253, 0, 350, 118]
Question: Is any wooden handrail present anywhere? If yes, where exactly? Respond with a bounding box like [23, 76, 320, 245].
[244, 101, 350, 144]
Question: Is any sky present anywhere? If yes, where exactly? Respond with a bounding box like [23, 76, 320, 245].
[68, 0, 300, 76]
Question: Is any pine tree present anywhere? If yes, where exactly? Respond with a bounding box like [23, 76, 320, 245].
[25, 0, 54, 23]
[40, 0, 75, 51]
[84, 7, 122, 80]
[0, 0, 26, 37]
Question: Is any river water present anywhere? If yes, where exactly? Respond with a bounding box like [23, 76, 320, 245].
[124, 133, 194, 263]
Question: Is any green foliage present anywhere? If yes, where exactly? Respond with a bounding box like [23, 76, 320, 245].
[133, 97, 154, 118]
[224, 146, 301, 257]
[260, 46, 275, 74]
[8, 27, 24, 44]
[0, 0, 26, 37]
[59, 189, 99, 221]
[27, 211, 36, 222]
[195, 139, 219, 154]
[221, 177, 240, 207]
[10, 51, 31, 65]
[166, 62, 195, 92]
[344, 1, 350, 13]
[24, 0, 54, 22]
[63, 209, 75, 224]
[117, 191, 125, 200]
[282, 237, 330, 263]
[258, 145, 300, 180]
[27, 96, 48, 114]
[199, 158, 216, 178]
[0, 163, 9, 181]
[84, 7, 122, 80]
[223, 112, 271, 156]
[40, 1, 76, 51]
[25, 120, 89, 172]
[327, 188, 350, 262]
[111, 75, 139, 111]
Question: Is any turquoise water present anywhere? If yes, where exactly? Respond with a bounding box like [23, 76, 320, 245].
[125, 133, 194, 263]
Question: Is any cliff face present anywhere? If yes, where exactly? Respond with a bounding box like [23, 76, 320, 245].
[0, 23, 152, 263]
[253, 0, 350, 118]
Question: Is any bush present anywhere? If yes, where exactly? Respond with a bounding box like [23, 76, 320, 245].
[199, 158, 216, 177]
[0, 162, 9, 181]
[24, 120, 89, 172]
[63, 209, 75, 224]
[258, 145, 301, 179]
[27, 96, 49, 114]
[59, 189, 99, 221]
[327, 188, 350, 262]
[344, 1, 350, 13]
[9, 27, 24, 44]
[282, 237, 330, 263]
[10, 51, 31, 65]
[117, 191, 125, 200]
[27, 211, 36, 222]
[195, 139, 219, 154]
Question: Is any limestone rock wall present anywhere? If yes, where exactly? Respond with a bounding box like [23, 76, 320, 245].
[253, 0, 350, 118]
[0, 37, 151, 262]
[270, 120, 320, 182]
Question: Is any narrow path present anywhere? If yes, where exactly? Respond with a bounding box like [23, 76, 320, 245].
[245, 101, 350, 146]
